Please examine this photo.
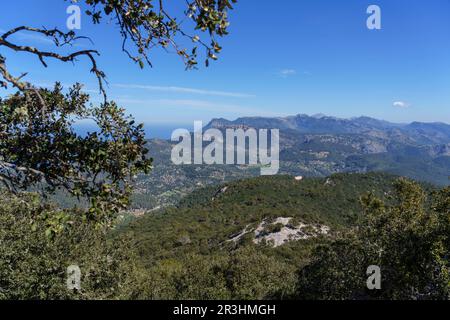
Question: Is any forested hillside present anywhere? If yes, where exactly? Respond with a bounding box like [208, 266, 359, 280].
[124, 173, 401, 264]
[2, 172, 448, 299]
[1, 0, 449, 303]
[115, 172, 449, 300]
[126, 114, 450, 210]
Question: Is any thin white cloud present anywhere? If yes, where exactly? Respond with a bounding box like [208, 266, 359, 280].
[393, 101, 410, 108]
[15, 32, 55, 45]
[114, 98, 281, 116]
[0, 29, 57, 45]
[4, 30, 88, 47]
[34, 81, 99, 94]
[113, 83, 255, 98]
[278, 69, 297, 78]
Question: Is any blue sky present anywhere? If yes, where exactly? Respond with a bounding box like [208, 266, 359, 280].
[1, 0, 450, 137]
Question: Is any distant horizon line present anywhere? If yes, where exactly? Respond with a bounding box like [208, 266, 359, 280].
[75, 113, 450, 128]
[73, 113, 450, 139]
[208, 113, 450, 125]
[135, 113, 450, 126]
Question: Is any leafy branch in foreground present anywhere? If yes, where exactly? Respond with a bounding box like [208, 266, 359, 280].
[0, 83, 152, 224]
[0, 1, 236, 223]
[296, 179, 450, 300]
[0, 192, 148, 299]
[81, 0, 236, 69]
[0, 0, 237, 98]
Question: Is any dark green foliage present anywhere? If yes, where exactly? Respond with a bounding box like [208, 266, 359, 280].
[0, 191, 148, 300]
[123, 173, 399, 266]
[1, 0, 239, 223]
[80, 0, 236, 69]
[138, 246, 296, 300]
[296, 179, 450, 300]
[0, 84, 152, 224]
[3, 172, 448, 300]
[118, 173, 449, 300]
[296, 237, 368, 300]
[117, 173, 401, 299]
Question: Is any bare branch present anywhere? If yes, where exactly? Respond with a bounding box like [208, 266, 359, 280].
[0, 26, 107, 100]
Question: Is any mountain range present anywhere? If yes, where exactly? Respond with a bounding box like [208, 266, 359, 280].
[124, 114, 450, 210]
[206, 114, 450, 145]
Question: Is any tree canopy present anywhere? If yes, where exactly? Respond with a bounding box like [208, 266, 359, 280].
[297, 179, 450, 300]
[0, 0, 237, 222]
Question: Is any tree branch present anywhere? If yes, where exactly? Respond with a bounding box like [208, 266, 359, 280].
[0, 26, 107, 100]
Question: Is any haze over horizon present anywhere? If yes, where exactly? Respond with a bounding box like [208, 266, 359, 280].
[2, 0, 450, 126]
[75, 112, 450, 139]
